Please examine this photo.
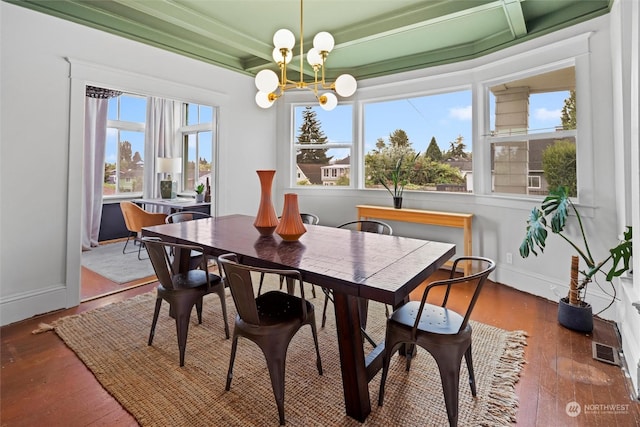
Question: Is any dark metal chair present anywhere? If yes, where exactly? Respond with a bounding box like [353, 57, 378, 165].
[165, 211, 213, 269]
[321, 220, 393, 346]
[217, 253, 323, 426]
[142, 237, 230, 367]
[258, 213, 320, 298]
[378, 256, 496, 427]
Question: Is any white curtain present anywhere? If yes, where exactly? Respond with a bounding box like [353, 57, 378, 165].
[82, 96, 108, 250]
[144, 97, 178, 202]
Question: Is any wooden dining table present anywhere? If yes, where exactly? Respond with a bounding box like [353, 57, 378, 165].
[142, 214, 455, 422]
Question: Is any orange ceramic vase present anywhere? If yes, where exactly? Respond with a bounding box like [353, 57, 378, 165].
[253, 170, 279, 236]
[275, 193, 307, 242]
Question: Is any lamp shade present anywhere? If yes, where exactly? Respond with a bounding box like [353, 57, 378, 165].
[313, 31, 334, 53]
[334, 74, 357, 97]
[255, 91, 275, 108]
[273, 29, 295, 50]
[255, 69, 279, 93]
[306, 48, 323, 67]
[272, 47, 292, 65]
[157, 157, 182, 174]
[319, 92, 338, 111]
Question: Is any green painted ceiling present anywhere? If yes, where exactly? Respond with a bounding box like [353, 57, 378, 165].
[6, 0, 611, 80]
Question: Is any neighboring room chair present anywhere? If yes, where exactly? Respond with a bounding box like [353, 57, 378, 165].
[257, 213, 320, 298]
[377, 256, 496, 427]
[321, 220, 393, 344]
[217, 253, 323, 426]
[120, 202, 167, 260]
[142, 237, 230, 367]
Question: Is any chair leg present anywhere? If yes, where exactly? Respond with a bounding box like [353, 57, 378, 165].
[148, 297, 163, 346]
[257, 272, 266, 296]
[175, 313, 191, 367]
[123, 232, 135, 254]
[433, 348, 466, 427]
[308, 318, 323, 375]
[263, 349, 288, 425]
[321, 288, 332, 327]
[195, 297, 203, 324]
[378, 335, 401, 407]
[464, 344, 476, 396]
[225, 336, 239, 390]
[215, 286, 230, 339]
[137, 237, 144, 260]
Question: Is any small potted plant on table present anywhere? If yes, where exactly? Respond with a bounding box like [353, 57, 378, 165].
[378, 153, 419, 209]
[195, 183, 206, 203]
[520, 186, 632, 332]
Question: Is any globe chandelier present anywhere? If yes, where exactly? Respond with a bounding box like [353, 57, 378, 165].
[254, 0, 357, 111]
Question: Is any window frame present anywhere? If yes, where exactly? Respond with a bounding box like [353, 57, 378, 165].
[279, 33, 594, 207]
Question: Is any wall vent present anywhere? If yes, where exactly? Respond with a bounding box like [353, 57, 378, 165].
[592, 342, 620, 365]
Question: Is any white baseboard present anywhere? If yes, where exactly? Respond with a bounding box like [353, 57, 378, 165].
[0, 285, 69, 327]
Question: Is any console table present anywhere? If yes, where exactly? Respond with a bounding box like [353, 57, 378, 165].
[356, 205, 473, 274]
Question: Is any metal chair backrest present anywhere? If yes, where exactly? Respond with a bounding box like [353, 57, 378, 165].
[142, 237, 209, 290]
[337, 219, 393, 235]
[414, 256, 496, 335]
[166, 211, 211, 224]
[217, 253, 306, 325]
[299, 213, 320, 225]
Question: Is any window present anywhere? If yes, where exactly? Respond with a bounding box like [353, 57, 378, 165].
[181, 103, 214, 192]
[528, 176, 541, 189]
[363, 90, 472, 193]
[293, 105, 352, 186]
[487, 67, 576, 196]
[105, 94, 146, 195]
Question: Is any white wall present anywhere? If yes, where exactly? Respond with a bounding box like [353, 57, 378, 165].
[0, 2, 277, 325]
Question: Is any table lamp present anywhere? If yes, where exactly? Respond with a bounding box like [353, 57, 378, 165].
[157, 157, 181, 199]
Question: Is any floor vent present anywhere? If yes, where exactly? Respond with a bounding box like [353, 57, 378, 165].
[592, 342, 620, 365]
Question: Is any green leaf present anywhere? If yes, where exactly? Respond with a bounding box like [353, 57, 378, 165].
[520, 207, 547, 257]
[606, 226, 633, 281]
[541, 186, 570, 233]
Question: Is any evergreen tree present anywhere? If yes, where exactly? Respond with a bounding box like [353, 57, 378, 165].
[296, 107, 332, 164]
[425, 136, 442, 161]
[561, 90, 576, 130]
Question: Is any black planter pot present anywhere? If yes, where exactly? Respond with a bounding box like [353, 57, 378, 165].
[393, 196, 403, 209]
[557, 297, 593, 333]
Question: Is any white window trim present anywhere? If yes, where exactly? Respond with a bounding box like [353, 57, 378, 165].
[279, 33, 594, 209]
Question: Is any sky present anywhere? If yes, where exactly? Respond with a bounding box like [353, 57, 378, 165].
[295, 89, 570, 159]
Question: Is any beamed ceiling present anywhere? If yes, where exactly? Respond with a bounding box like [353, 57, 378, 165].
[6, 0, 611, 81]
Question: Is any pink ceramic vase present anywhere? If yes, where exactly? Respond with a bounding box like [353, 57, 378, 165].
[253, 170, 279, 236]
[275, 193, 307, 242]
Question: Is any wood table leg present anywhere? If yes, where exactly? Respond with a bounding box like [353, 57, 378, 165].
[332, 291, 371, 422]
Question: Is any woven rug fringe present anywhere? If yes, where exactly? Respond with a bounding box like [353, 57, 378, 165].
[31, 323, 55, 334]
[478, 330, 528, 425]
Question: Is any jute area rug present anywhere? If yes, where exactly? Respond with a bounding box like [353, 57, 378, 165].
[47, 275, 527, 426]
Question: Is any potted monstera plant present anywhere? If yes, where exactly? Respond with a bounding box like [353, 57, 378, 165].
[520, 186, 632, 332]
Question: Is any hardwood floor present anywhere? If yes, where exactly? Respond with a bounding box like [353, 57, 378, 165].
[1, 268, 639, 426]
